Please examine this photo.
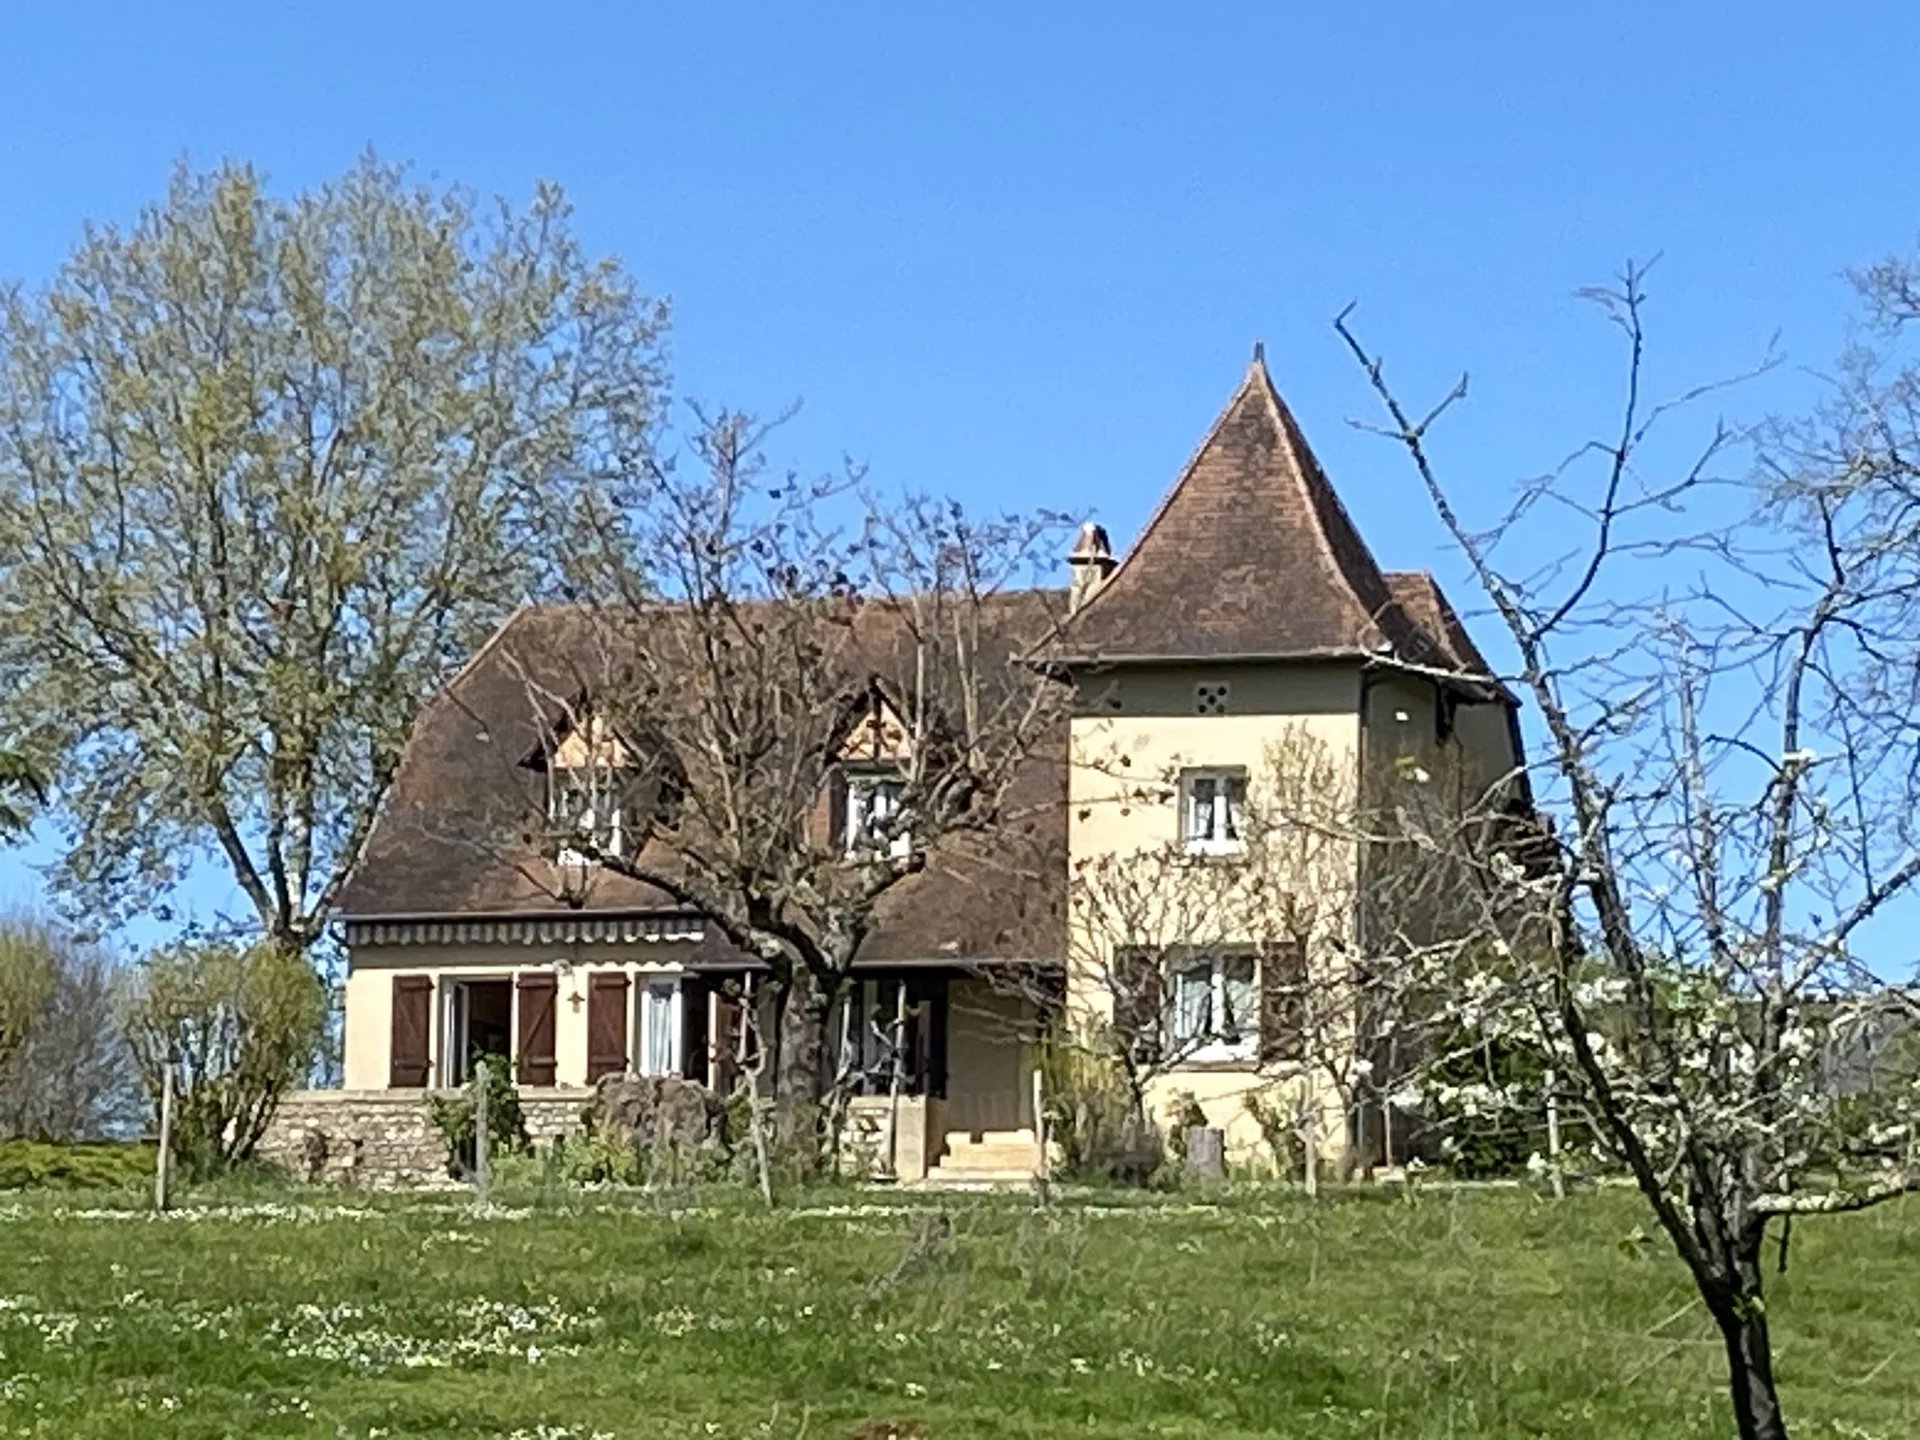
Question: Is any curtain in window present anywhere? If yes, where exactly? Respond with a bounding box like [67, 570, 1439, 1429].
[1172, 961, 1212, 1047]
[1220, 955, 1256, 1042]
[644, 982, 676, 1075]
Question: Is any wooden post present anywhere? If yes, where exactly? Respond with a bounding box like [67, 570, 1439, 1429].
[886, 982, 907, 1178]
[1302, 1104, 1320, 1201]
[153, 1061, 175, 1213]
[1544, 1066, 1565, 1200]
[473, 1066, 491, 1204]
[1032, 1064, 1050, 1201]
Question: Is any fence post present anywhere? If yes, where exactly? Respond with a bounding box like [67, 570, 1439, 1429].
[474, 1067, 491, 1205]
[1544, 1066, 1565, 1200]
[1032, 1064, 1050, 1200]
[153, 1061, 176, 1213]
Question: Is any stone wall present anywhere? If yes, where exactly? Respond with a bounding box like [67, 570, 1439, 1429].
[258, 1088, 593, 1188]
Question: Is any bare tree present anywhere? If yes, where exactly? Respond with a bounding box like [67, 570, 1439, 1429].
[1037, 719, 1506, 1185]
[1335, 261, 1920, 1440]
[0, 922, 141, 1141]
[501, 411, 1071, 1164]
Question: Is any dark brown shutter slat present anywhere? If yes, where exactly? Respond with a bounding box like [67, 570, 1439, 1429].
[826, 769, 848, 853]
[517, 972, 559, 1086]
[1116, 949, 1163, 1067]
[1259, 941, 1307, 1065]
[586, 972, 630, 1082]
[389, 976, 433, 1088]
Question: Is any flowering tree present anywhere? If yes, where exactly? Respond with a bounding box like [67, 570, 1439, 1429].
[1335, 262, 1920, 1440]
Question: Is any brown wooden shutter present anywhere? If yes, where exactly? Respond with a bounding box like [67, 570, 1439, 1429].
[1259, 940, 1307, 1065]
[826, 769, 849, 853]
[389, 976, 433, 1088]
[1114, 949, 1163, 1067]
[586, 973, 630, 1082]
[516, 972, 558, 1086]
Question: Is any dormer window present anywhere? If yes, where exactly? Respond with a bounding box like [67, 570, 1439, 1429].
[1179, 767, 1246, 854]
[843, 768, 912, 859]
[536, 713, 636, 861]
[550, 761, 628, 859]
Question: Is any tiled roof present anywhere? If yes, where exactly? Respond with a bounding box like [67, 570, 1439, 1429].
[1057, 353, 1431, 664]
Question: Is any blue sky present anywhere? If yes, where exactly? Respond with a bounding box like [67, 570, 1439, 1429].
[3, 3, 1919, 951]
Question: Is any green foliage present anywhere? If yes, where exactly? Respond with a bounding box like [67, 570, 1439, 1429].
[552, 1120, 643, 1187]
[0, 1189, 1909, 1437]
[0, 749, 44, 838]
[0, 1139, 153, 1191]
[1242, 1089, 1298, 1177]
[1160, 1090, 1208, 1167]
[0, 916, 59, 1079]
[0, 156, 669, 945]
[1038, 1029, 1162, 1184]
[425, 1057, 527, 1177]
[119, 939, 327, 1177]
[1422, 1033, 1578, 1180]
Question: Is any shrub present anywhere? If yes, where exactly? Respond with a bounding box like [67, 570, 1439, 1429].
[1241, 1090, 1297, 1178]
[119, 939, 327, 1178]
[1038, 1029, 1162, 1185]
[426, 1056, 527, 1177]
[0, 1139, 155, 1190]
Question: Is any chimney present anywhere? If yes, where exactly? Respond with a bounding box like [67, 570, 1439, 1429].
[1067, 521, 1117, 614]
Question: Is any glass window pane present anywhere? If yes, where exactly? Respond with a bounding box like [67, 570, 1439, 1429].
[1224, 774, 1246, 840]
[645, 982, 675, 1075]
[1172, 962, 1212, 1045]
[1221, 956, 1256, 1042]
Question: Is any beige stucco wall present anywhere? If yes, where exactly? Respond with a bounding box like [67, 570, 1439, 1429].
[1062, 662, 1365, 1166]
[342, 942, 697, 1091]
[944, 976, 1035, 1136]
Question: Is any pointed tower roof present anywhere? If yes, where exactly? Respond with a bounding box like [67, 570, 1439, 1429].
[1059, 351, 1429, 664]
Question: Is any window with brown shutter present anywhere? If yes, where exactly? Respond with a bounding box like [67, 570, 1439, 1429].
[516, 972, 558, 1086]
[1258, 941, 1308, 1065]
[586, 972, 630, 1082]
[389, 975, 433, 1088]
[1114, 948, 1164, 1068]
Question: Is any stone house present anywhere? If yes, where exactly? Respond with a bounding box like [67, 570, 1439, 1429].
[272, 352, 1521, 1185]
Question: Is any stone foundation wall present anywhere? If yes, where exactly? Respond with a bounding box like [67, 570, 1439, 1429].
[258, 1088, 593, 1188]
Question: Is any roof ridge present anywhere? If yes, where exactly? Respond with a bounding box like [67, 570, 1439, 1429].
[1242, 359, 1401, 651]
[1070, 357, 1268, 625]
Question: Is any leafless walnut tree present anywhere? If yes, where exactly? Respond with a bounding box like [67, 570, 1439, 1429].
[1334, 258, 1920, 1440]
[508, 410, 1070, 1165]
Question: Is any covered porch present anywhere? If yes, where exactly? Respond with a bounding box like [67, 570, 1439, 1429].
[689, 962, 1049, 1183]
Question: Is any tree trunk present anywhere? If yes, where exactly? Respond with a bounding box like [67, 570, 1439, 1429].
[772, 967, 835, 1171]
[1707, 1243, 1791, 1440]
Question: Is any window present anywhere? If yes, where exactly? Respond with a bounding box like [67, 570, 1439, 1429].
[1167, 951, 1257, 1058]
[551, 763, 628, 859]
[638, 980, 681, 1076]
[1180, 767, 1246, 853]
[843, 769, 911, 858]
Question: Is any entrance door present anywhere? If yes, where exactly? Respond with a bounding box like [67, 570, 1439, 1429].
[445, 978, 513, 1085]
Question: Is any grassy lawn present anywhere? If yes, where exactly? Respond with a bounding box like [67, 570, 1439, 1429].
[0, 1183, 1911, 1439]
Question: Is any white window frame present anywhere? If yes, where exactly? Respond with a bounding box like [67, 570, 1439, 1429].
[843, 768, 912, 859]
[1178, 767, 1246, 855]
[1167, 949, 1258, 1063]
[439, 973, 518, 1087]
[550, 763, 627, 860]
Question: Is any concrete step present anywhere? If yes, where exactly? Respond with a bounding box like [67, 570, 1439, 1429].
[916, 1167, 1039, 1190]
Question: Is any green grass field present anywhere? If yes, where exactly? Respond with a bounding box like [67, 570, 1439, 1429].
[0, 1183, 1911, 1439]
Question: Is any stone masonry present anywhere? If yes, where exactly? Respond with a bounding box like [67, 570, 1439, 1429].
[258, 1088, 593, 1188]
